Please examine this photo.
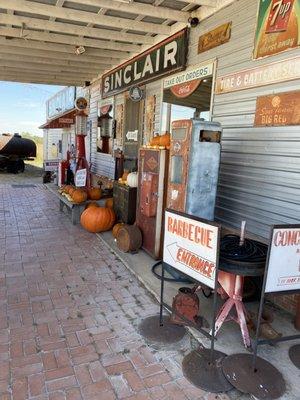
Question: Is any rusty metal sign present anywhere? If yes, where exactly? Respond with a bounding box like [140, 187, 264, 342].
[215, 56, 300, 94]
[254, 91, 300, 126]
[253, 0, 300, 59]
[198, 22, 231, 54]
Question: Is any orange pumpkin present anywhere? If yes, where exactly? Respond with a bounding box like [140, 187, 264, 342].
[112, 222, 125, 238]
[150, 133, 170, 148]
[87, 187, 102, 200]
[72, 189, 87, 204]
[121, 170, 129, 181]
[80, 207, 116, 233]
[105, 198, 113, 209]
[69, 187, 76, 196]
[85, 201, 99, 209]
[63, 185, 73, 194]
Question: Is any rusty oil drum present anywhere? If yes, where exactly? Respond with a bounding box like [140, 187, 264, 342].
[116, 224, 142, 253]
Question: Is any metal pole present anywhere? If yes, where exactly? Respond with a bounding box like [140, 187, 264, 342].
[159, 261, 165, 326]
[210, 269, 219, 364]
[252, 290, 265, 371]
[252, 227, 274, 371]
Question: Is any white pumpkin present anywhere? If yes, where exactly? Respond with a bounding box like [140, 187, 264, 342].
[127, 172, 138, 188]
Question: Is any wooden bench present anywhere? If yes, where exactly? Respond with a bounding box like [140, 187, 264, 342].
[59, 195, 87, 225]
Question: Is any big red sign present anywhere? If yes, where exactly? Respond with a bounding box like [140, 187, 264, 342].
[163, 210, 220, 289]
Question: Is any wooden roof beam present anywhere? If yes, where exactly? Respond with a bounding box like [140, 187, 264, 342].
[0, 14, 154, 45]
[0, 37, 126, 60]
[0, 50, 111, 68]
[1, 0, 171, 35]
[0, 26, 140, 53]
[0, 58, 105, 74]
[70, 0, 189, 22]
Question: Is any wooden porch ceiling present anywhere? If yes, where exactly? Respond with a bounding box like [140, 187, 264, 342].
[0, 0, 233, 87]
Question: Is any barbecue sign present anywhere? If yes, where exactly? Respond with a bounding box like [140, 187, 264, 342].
[101, 29, 188, 98]
[265, 225, 300, 293]
[163, 210, 220, 289]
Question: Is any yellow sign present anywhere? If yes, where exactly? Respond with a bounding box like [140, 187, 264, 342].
[198, 22, 231, 54]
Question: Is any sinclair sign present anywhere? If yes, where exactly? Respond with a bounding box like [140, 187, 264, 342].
[101, 29, 188, 98]
[163, 210, 220, 289]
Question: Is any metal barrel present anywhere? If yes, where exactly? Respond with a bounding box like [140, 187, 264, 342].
[0, 134, 36, 157]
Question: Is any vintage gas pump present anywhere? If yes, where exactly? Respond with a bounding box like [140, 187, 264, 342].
[74, 97, 91, 188]
[167, 119, 222, 221]
[136, 148, 168, 259]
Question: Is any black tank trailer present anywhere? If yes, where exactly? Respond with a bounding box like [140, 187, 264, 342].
[0, 133, 36, 173]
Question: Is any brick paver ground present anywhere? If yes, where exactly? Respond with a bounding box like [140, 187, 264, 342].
[0, 179, 240, 400]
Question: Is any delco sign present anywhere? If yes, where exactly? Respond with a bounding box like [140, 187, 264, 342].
[101, 29, 188, 98]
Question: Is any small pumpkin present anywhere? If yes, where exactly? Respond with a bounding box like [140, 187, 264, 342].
[150, 133, 170, 148]
[112, 222, 125, 238]
[121, 170, 129, 181]
[80, 206, 116, 233]
[69, 187, 76, 197]
[63, 185, 73, 194]
[72, 189, 87, 204]
[127, 172, 138, 188]
[85, 201, 99, 209]
[87, 187, 102, 200]
[105, 198, 113, 209]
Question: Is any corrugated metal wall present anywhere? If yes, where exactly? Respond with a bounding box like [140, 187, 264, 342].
[188, 0, 300, 239]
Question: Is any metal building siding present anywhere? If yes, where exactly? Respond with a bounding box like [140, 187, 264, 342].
[188, 0, 300, 239]
[89, 80, 115, 179]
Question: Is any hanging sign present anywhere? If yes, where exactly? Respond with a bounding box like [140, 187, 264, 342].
[254, 90, 300, 126]
[265, 225, 300, 293]
[170, 79, 202, 98]
[164, 62, 213, 89]
[101, 28, 188, 98]
[129, 86, 144, 102]
[253, 0, 300, 59]
[44, 160, 59, 172]
[163, 209, 220, 289]
[198, 22, 232, 54]
[215, 56, 300, 94]
[126, 130, 138, 141]
[75, 168, 87, 187]
[58, 117, 74, 124]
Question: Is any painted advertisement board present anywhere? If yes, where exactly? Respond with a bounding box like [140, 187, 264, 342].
[253, 0, 300, 59]
[265, 225, 300, 293]
[101, 29, 188, 98]
[254, 90, 300, 126]
[215, 56, 300, 94]
[163, 210, 220, 289]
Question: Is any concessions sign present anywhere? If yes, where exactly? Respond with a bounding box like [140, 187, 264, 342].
[215, 56, 300, 94]
[254, 90, 300, 126]
[265, 225, 300, 293]
[253, 0, 300, 59]
[163, 209, 220, 289]
[102, 29, 188, 98]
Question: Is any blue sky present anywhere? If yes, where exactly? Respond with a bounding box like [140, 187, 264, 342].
[0, 82, 64, 136]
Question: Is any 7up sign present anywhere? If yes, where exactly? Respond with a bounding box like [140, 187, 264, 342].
[266, 0, 294, 32]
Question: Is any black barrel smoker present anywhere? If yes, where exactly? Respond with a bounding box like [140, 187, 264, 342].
[0, 133, 36, 173]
